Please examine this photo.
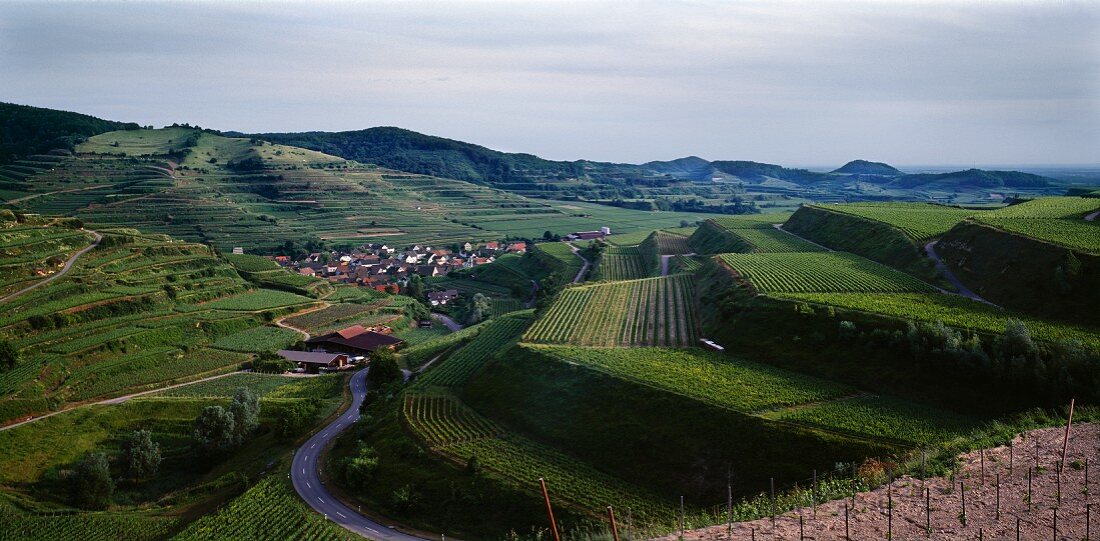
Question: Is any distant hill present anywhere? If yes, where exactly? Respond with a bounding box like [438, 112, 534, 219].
[894, 168, 1050, 189]
[710, 160, 830, 184]
[642, 156, 715, 180]
[0, 102, 138, 164]
[832, 159, 903, 176]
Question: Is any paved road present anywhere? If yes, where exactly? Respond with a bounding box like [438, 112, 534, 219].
[276, 303, 332, 341]
[0, 228, 102, 305]
[924, 241, 999, 307]
[1086, 210, 1099, 222]
[431, 313, 463, 332]
[0, 370, 241, 433]
[291, 368, 429, 541]
[567, 243, 590, 283]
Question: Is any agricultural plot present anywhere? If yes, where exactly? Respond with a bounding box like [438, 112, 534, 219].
[526, 345, 853, 413]
[593, 245, 652, 281]
[718, 252, 937, 293]
[724, 227, 826, 253]
[777, 292, 1100, 350]
[531, 241, 583, 279]
[815, 203, 980, 242]
[171, 475, 357, 541]
[604, 230, 656, 246]
[489, 297, 524, 317]
[762, 395, 979, 445]
[281, 302, 380, 333]
[211, 325, 301, 352]
[395, 324, 451, 346]
[980, 196, 1100, 219]
[401, 393, 677, 523]
[523, 274, 699, 347]
[711, 213, 790, 230]
[654, 230, 693, 254]
[0, 509, 176, 541]
[0, 220, 96, 295]
[153, 372, 300, 397]
[975, 217, 1099, 254]
[196, 289, 316, 311]
[414, 312, 533, 389]
[670, 254, 702, 274]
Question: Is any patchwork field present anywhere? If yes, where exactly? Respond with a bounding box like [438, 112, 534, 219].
[523, 274, 699, 347]
[813, 202, 981, 242]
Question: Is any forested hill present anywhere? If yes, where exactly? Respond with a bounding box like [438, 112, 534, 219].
[0, 102, 138, 164]
[238, 126, 590, 185]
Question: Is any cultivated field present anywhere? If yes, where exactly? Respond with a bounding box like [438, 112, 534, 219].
[523, 274, 699, 347]
[813, 202, 980, 242]
[718, 252, 937, 293]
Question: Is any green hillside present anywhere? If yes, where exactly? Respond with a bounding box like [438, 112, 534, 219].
[0, 102, 138, 164]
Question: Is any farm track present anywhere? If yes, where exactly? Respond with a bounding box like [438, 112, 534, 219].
[771, 223, 834, 251]
[924, 241, 1000, 307]
[2, 183, 111, 205]
[0, 228, 102, 305]
[567, 242, 590, 283]
[274, 302, 334, 341]
[1085, 210, 1098, 222]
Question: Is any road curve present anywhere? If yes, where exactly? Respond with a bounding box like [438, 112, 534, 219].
[567, 243, 590, 283]
[924, 241, 999, 307]
[291, 368, 429, 541]
[0, 228, 102, 305]
[431, 312, 463, 332]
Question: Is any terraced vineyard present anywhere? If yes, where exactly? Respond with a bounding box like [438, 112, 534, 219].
[593, 244, 651, 281]
[762, 395, 980, 445]
[414, 311, 533, 388]
[977, 196, 1099, 219]
[523, 274, 699, 347]
[171, 475, 357, 541]
[0, 509, 176, 541]
[711, 213, 790, 230]
[670, 254, 702, 273]
[814, 202, 980, 242]
[211, 325, 302, 352]
[654, 230, 693, 254]
[527, 345, 853, 413]
[0, 217, 96, 296]
[401, 393, 678, 524]
[531, 241, 583, 280]
[718, 252, 937, 293]
[724, 227, 826, 253]
[778, 292, 1100, 349]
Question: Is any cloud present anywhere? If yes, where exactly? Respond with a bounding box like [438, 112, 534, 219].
[0, 0, 1096, 165]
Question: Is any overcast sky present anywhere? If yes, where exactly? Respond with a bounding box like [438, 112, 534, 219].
[1, 1, 1097, 166]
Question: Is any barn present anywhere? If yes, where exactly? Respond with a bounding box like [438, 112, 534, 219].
[276, 350, 349, 374]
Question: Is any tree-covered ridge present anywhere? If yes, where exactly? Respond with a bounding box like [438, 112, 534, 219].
[0, 102, 138, 164]
[831, 159, 903, 176]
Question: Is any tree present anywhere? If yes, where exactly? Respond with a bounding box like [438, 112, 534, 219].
[405, 274, 426, 302]
[194, 406, 237, 454]
[229, 387, 260, 444]
[368, 348, 402, 388]
[272, 401, 313, 440]
[0, 338, 19, 372]
[464, 293, 492, 325]
[344, 443, 380, 488]
[123, 430, 161, 479]
[71, 451, 114, 510]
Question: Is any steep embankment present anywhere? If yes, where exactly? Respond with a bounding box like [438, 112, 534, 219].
[936, 220, 1100, 325]
[782, 206, 934, 278]
[687, 220, 753, 254]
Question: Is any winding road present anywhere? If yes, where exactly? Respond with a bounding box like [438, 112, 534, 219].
[291, 368, 428, 541]
[431, 312, 463, 332]
[567, 243, 590, 283]
[0, 228, 102, 305]
[924, 241, 999, 307]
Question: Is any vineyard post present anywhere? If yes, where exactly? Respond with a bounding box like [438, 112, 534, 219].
[1028, 468, 1033, 511]
[539, 478, 561, 541]
[845, 503, 850, 541]
[925, 487, 931, 537]
[888, 482, 893, 540]
[979, 527, 983, 541]
[960, 481, 966, 526]
[751, 527, 755, 541]
[1053, 508, 1057, 541]
[812, 469, 817, 518]
[1056, 466, 1061, 504]
[981, 449, 985, 484]
[726, 474, 732, 538]
[1087, 503, 1091, 541]
[1016, 517, 1020, 541]
[770, 478, 775, 526]
[1010, 440, 1014, 475]
[799, 514, 804, 541]
[1061, 399, 1075, 473]
[1088, 458, 1091, 498]
[607, 506, 620, 541]
[996, 473, 1001, 521]
[1035, 435, 1040, 470]
[680, 495, 685, 540]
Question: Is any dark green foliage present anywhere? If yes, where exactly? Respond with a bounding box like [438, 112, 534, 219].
[342, 443, 380, 488]
[403, 274, 425, 303]
[368, 349, 402, 389]
[229, 387, 261, 444]
[251, 353, 295, 374]
[0, 338, 19, 372]
[193, 405, 237, 455]
[711, 160, 831, 184]
[122, 429, 162, 479]
[70, 451, 114, 510]
[895, 168, 1049, 189]
[272, 400, 314, 440]
[0, 102, 136, 163]
[831, 160, 903, 176]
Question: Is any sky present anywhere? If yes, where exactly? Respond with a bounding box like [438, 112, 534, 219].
[1, 1, 1098, 167]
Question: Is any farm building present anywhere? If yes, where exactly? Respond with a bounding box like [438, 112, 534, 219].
[567, 230, 607, 241]
[276, 350, 349, 374]
[306, 325, 404, 355]
[427, 289, 460, 306]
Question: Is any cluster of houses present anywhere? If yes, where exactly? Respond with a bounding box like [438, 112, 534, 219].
[276, 323, 405, 373]
[270, 241, 528, 293]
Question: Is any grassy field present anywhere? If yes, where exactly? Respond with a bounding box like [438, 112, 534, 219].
[762, 394, 980, 445]
[718, 252, 937, 293]
[523, 274, 699, 347]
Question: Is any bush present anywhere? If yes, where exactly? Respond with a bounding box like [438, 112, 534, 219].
[71, 452, 114, 509]
[123, 430, 162, 479]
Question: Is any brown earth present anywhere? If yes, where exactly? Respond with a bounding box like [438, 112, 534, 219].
[656, 423, 1100, 541]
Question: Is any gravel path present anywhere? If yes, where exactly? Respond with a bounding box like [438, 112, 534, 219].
[0, 228, 101, 305]
[925, 241, 999, 307]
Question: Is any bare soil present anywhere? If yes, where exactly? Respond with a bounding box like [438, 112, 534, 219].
[656, 423, 1100, 541]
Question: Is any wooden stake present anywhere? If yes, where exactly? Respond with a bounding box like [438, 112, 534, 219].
[1028, 468, 1033, 510]
[627, 507, 633, 541]
[996, 473, 1001, 521]
[812, 469, 817, 518]
[888, 483, 893, 540]
[1062, 399, 1075, 472]
[981, 449, 985, 484]
[845, 503, 850, 541]
[726, 478, 732, 538]
[770, 478, 776, 526]
[1010, 440, 1014, 475]
[607, 506, 620, 541]
[960, 480, 966, 525]
[926, 487, 931, 537]
[680, 495, 685, 539]
[539, 478, 561, 541]
[799, 514, 804, 541]
[1053, 508, 1058, 541]
[1087, 503, 1091, 541]
[1016, 517, 1021, 541]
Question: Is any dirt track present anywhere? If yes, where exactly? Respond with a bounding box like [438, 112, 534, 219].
[658, 423, 1100, 541]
